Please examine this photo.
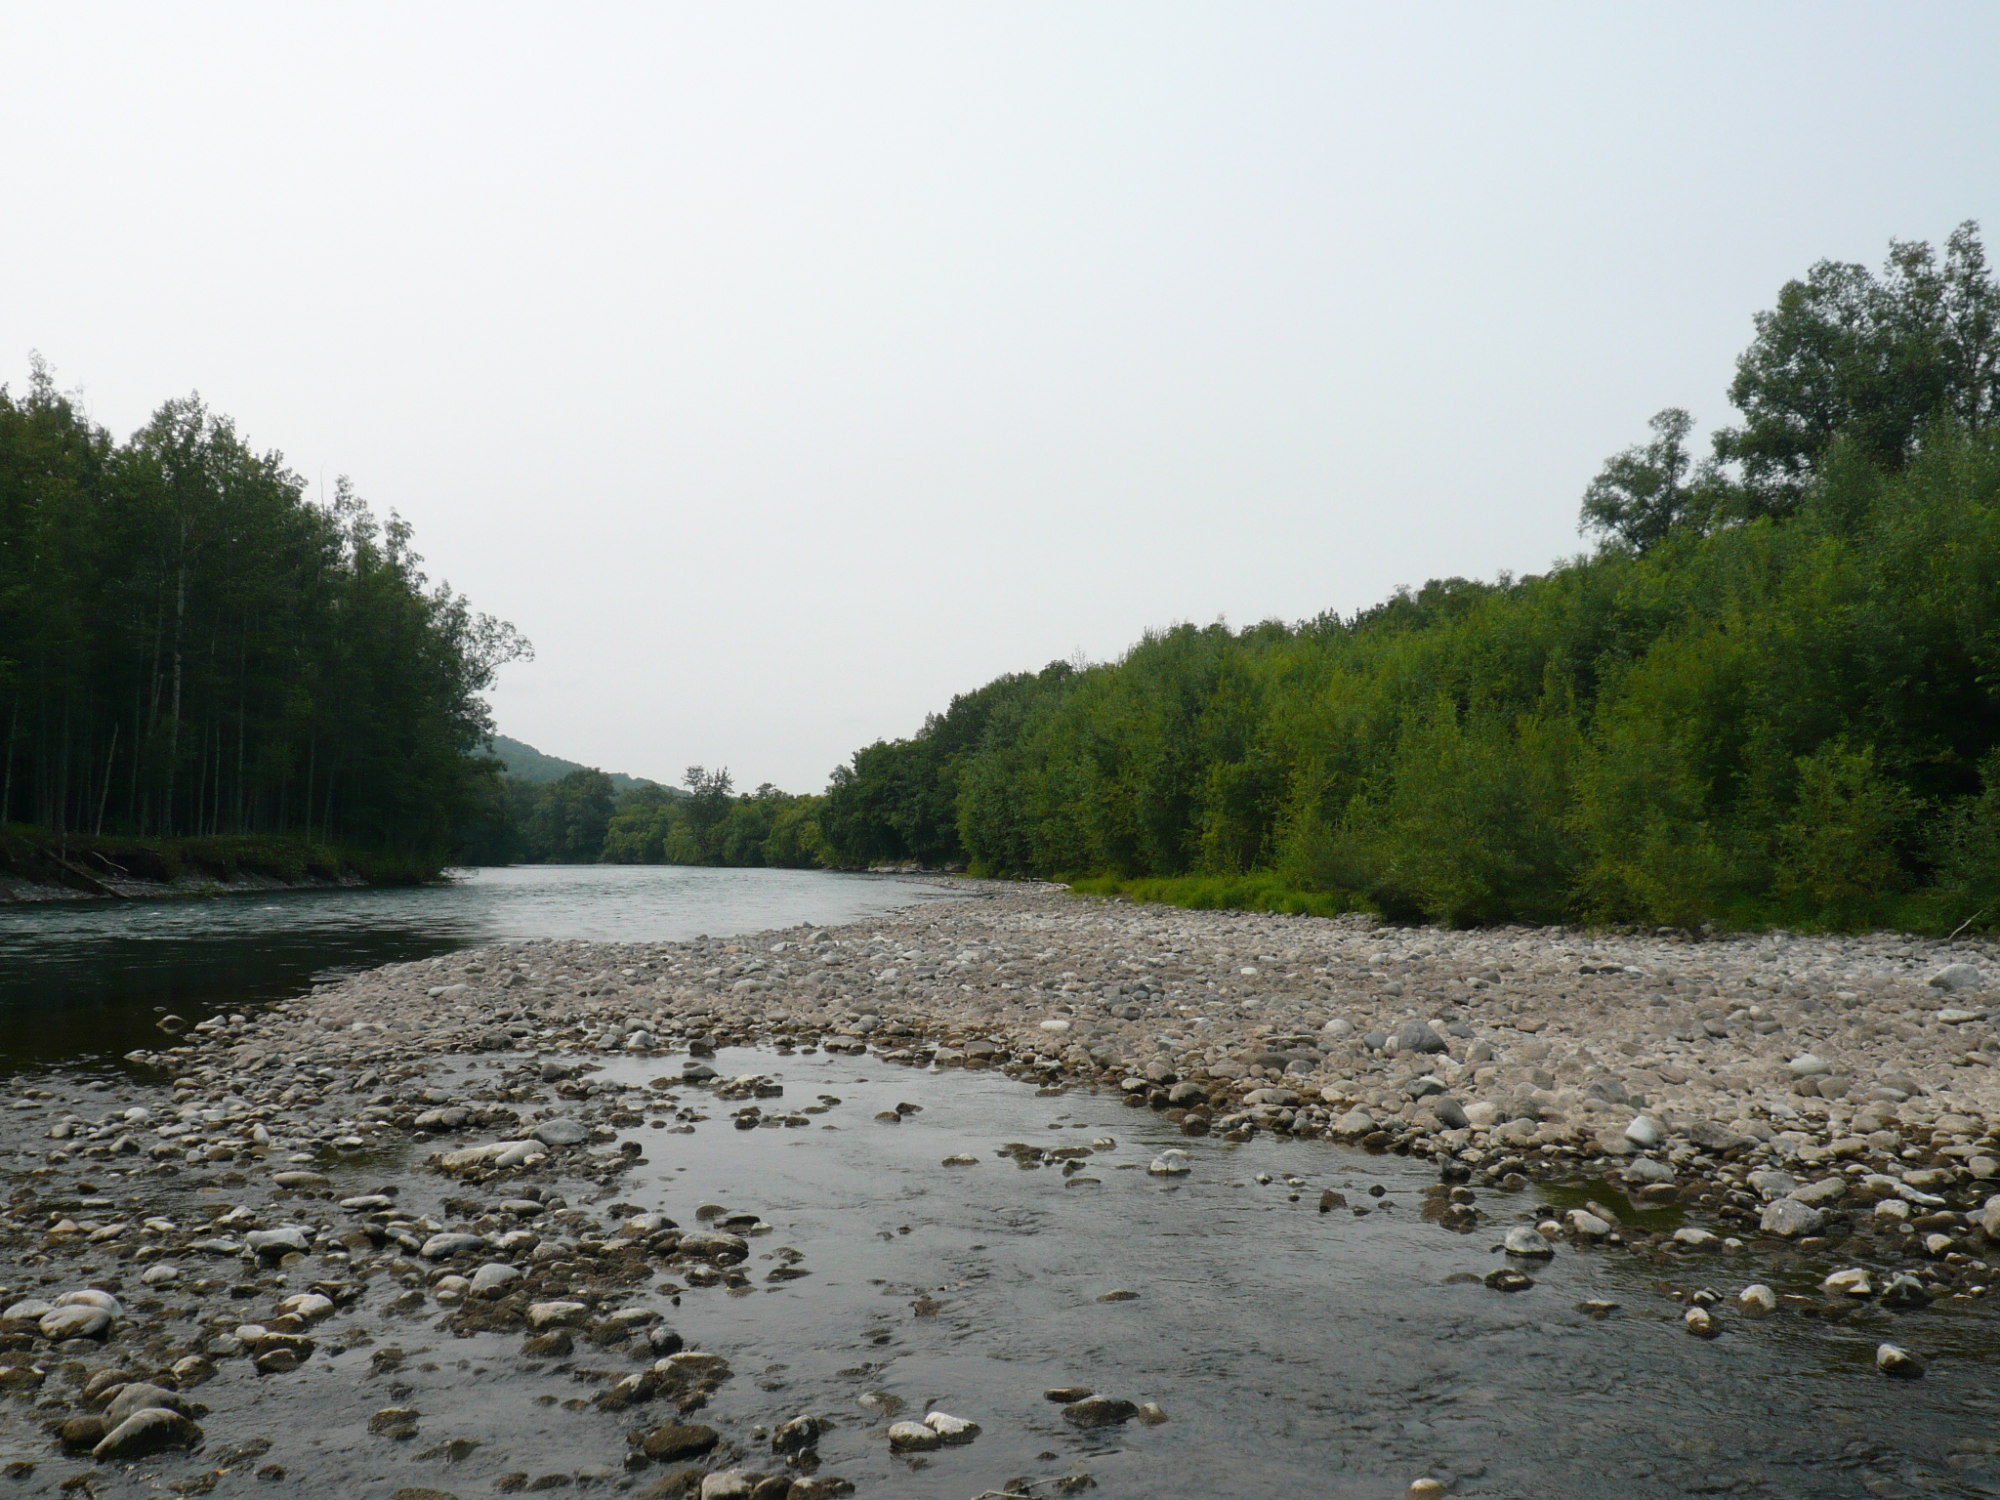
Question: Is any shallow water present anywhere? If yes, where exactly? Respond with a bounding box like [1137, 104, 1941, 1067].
[0, 865, 959, 1073]
[8, 1045, 1999, 1499]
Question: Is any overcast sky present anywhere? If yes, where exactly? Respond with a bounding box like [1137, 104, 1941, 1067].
[6, 4, 1997, 791]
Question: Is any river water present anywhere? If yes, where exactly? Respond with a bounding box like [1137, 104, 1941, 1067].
[4, 869, 2000, 1497]
[0, 865, 961, 1074]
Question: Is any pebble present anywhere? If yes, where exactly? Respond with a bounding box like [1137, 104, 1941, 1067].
[887, 1419, 942, 1451]
[1877, 1343, 1927, 1378]
[924, 1410, 981, 1443]
[93, 1407, 202, 1459]
[1062, 1396, 1138, 1428]
[525, 1300, 589, 1329]
[531, 1117, 592, 1146]
[1738, 1284, 1777, 1315]
[469, 1262, 523, 1297]
[1759, 1198, 1825, 1238]
[1502, 1225, 1554, 1257]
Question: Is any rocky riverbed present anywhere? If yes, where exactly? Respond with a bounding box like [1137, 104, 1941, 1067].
[8, 880, 2000, 1497]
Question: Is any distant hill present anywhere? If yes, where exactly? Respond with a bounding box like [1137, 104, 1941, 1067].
[487, 735, 661, 794]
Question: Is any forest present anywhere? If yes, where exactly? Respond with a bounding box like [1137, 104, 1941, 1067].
[461, 764, 828, 871]
[0, 363, 526, 878]
[809, 223, 2000, 933]
[20, 222, 1997, 934]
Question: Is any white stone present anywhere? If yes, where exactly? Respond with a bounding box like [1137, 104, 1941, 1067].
[526, 1300, 588, 1329]
[1928, 963, 1981, 992]
[924, 1410, 981, 1443]
[1760, 1198, 1825, 1237]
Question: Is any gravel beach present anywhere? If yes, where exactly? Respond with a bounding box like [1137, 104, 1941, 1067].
[9, 877, 2000, 1495]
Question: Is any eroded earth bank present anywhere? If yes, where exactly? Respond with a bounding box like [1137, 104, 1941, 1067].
[8, 881, 2000, 1498]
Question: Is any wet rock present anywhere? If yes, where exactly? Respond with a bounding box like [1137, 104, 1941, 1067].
[771, 1415, 825, 1454]
[1822, 1268, 1873, 1297]
[93, 1406, 202, 1459]
[532, 1118, 591, 1147]
[55, 1416, 106, 1453]
[641, 1420, 721, 1462]
[245, 1227, 310, 1263]
[103, 1383, 188, 1427]
[887, 1420, 941, 1451]
[1147, 1150, 1190, 1177]
[1565, 1209, 1613, 1239]
[526, 1301, 589, 1329]
[1878, 1343, 1926, 1378]
[1502, 1226, 1553, 1257]
[370, 1407, 422, 1439]
[470, 1262, 523, 1297]
[923, 1411, 979, 1444]
[1684, 1306, 1719, 1338]
[678, 1231, 750, 1262]
[1880, 1273, 1932, 1309]
[38, 1304, 111, 1341]
[421, 1231, 486, 1260]
[1484, 1268, 1534, 1293]
[1045, 1386, 1094, 1402]
[1738, 1284, 1777, 1315]
[1062, 1397, 1138, 1428]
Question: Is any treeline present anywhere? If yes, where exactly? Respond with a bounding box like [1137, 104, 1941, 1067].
[814, 223, 2000, 933]
[462, 765, 830, 869]
[0, 361, 526, 867]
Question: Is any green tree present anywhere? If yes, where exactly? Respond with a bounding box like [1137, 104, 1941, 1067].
[1717, 222, 1999, 504]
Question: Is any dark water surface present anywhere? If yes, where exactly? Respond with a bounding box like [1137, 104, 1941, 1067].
[0, 866, 960, 1073]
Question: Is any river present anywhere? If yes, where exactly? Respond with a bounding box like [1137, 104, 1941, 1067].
[3, 868, 1999, 1497]
[0, 864, 962, 1074]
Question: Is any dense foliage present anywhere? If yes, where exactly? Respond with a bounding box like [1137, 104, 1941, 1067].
[817, 224, 2000, 932]
[463, 764, 828, 870]
[0, 363, 527, 866]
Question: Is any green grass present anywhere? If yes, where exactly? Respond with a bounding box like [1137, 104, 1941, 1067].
[1065, 873, 1359, 919]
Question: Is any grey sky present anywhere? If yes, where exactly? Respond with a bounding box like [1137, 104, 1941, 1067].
[6, 4, 1997, 791]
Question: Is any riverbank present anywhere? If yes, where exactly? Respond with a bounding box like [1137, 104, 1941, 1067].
[9, 880, 2000, 1495]
[197, 877, 2000, 1290]
[0, 827, 440, 903]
